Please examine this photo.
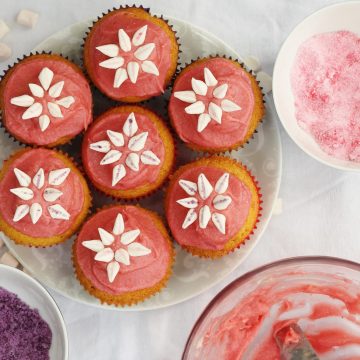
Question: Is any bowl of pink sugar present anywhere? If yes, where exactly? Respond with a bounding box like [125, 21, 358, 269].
[273, 1, 360, 171]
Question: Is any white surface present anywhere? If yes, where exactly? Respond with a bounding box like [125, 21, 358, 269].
[0, 265, 68, 360]
[1, 17, 281, 311]
[1, 0, 360, 359]
[273, 1, 360, 171]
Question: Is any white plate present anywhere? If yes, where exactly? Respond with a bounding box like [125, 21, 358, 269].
[0, 265, 68, 359]
[273, 1, 360, 171]
[0, 17, 281, 311]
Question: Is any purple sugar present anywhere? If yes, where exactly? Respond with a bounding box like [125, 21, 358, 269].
[0, 286, 52, 360]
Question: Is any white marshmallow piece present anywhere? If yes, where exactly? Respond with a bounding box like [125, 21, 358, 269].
[0, 43, 11, 61]
[257, 71, 272, 94]
[244, 55, 261, 73]
[0, 236, 4, 249]
[17, 9, 39, 28]
[0, 20, 10, 39]
[0, 252, 19, 268]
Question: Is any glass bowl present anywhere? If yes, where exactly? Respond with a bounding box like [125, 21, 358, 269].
[183, 256, 360, 360]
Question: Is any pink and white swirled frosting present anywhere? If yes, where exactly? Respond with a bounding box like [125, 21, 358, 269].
[191, 269, 360, 360]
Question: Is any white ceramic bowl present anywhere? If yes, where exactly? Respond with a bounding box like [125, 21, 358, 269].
[273, 1, 360, 171]
[0, 265, 68, 359]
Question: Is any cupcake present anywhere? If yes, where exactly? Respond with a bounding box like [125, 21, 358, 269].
[0, 54, 92, 147]
[168, 57, 265, 152]
[165, 156, 261, 258]
[82, 105, 175, 199]
[83, 6, 179, 102]
[73, 205, 174, 306]
[0, 148, 91, 247]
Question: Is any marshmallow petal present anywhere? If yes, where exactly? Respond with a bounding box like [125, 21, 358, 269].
[141, 61, 159, 76]
[113, 213, 125, 235]
[82, 240, 104, 252]
[182, 209, 197, 229]
[176, 197, 198, 209]
[30, 203, 42, 224]
[198, 173, 213, 200]
[204, 67, 218, 86]
[132, 25, 148, 46]
[179, 179, 197, 196]
[134, 43, 155, 61]
[96, 44, 119, 57]
[13, 204, 29, 222]
[118, 29, 131, 52]
[123, 112, 138, 137]
[112, 164, 126, 187]
[38, 67, 53, 91]
[121, 229, 140, 245]
[191, 78, 207, 96]
[98, 228, 115, 246]
[107, 261, 120, 283]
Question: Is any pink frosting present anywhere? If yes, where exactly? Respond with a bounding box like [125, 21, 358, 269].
[86, 11, 173, 99]
[192, 271, 360, 360]
[291, 31, 360, 162]
[166, 165, 251, 250]
[75, 206, 171, 294]
[2, 57, 92, 146]
[0, 149, 86, 238]
[169, 58, 255, 149]
[82, 110, 165, 190]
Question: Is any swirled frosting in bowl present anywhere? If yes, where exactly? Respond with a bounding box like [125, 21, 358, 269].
[183, 258, 360, 360]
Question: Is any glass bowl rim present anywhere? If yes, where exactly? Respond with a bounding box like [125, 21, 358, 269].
[182, 255, 360, 359]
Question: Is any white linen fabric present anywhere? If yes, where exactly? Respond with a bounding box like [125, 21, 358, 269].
[1, 0, 359, 359]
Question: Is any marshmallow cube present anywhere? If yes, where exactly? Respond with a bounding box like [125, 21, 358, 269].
[16, 9, 39, 28]
[0, 20, 10, 39]
[244, 55, 261, 73]
[257, 71, 272, 94]
[0, 252, 19, 268]
[0, 43, 11, 61]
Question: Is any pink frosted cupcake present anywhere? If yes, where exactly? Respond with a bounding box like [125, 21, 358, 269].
[0, 54, 92, 147]
[169, 57, 264, 153]
[73, 205, 174, 306]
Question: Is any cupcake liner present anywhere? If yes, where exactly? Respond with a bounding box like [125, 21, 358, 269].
[0, 52, 93, 149]
[81, 5, 181, 104]
[167, 55, 266, 154]
[80, 104, 177, 202]
[163, 155, 263, 259]
[0, 147, 92, 248]
[71, 203, 175, 307]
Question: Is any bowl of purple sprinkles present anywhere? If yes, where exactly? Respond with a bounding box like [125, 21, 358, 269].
[0, 264, 68, 360]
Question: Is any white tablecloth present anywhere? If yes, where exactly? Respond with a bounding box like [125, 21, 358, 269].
[1, 0, 360, 359]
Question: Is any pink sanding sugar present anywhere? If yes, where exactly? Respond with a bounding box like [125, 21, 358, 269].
[0, 287, 52, 359]
[291, 30, 360, 162]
